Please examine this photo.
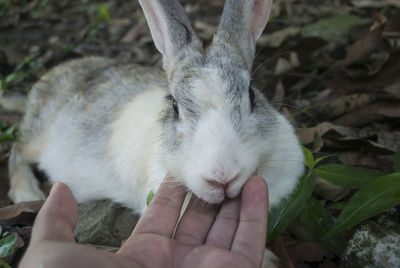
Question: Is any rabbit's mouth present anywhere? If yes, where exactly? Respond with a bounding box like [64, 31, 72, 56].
[194, 176, 247, 204]
[195, 188, 225, 204]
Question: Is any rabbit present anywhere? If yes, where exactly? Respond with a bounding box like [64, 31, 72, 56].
[8, 0, 304, 217]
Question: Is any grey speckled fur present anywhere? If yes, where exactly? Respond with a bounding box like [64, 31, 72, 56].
[13, 57, 167, 166]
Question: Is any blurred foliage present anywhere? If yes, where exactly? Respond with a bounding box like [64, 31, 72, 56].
[0, 232, 17, 268]
[0, 55, 42, 93]
[301, 14, 369, 43]
[268, 147, 400, 257]
[0, 122, 18, 151]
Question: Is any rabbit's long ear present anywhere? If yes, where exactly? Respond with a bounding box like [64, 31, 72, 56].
[138, 0, 202, 73]
[213, 0, 273, 68]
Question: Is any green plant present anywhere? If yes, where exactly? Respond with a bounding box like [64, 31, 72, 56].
[267, 146, 400, 257]
[146, 190, 155, 206]
[0, 121, 18, 149]
[84, 4, 111, 42]
[95, 4, 110, 25]
[0, 233, 17, 268]
[0, 55, 42, 92]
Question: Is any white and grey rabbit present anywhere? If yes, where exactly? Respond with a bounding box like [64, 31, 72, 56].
[8, 0, 304, 218]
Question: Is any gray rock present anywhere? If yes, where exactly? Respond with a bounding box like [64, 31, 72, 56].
[74, 200, 140, 247]
[342, 208, 400, 268]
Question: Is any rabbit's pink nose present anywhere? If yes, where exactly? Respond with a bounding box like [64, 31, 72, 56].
[205, 174, 240, 190]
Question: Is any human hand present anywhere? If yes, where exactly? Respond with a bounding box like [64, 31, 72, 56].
[19, 176, 269, 268]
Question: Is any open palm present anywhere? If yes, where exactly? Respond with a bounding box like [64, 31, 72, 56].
[20, 176, 269, 268]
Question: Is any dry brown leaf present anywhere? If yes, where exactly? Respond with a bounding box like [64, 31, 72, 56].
[272, 80, 285, 108]
[0, 113, 22, 127]
[338, 151, 394, 172]
[286, 241, 335, 263]
[351, 0, 400, 8]
[384, 81, 400, 98]
[334, 101, 400, 127]
[270, 236, 295, 268]
[314, 178, 351, 202]
[296, 122, 359, 145]
[377, 130, 400, 152]
[325, 50, 400, 95]
[370, 14, 388, 31]
[121, 19, 147, 43]
[365, 51, 390, 75]
[314, 94, 376, 120]
[0, 201, 44, 221]
[312, 131, 324, 153]
[384, 18, 400, 38]
[336, 23, 384, 68]
[275, 52, 300, 75]
[258, 26, 300, 48]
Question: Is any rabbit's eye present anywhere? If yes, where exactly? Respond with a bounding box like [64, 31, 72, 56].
[172, 99, 179, 115]
[249, 87, 256, 113]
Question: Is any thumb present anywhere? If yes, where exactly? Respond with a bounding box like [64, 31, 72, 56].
[31, 182, 78, 244]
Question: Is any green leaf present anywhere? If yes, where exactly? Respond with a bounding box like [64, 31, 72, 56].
[394, 147, 400, 172]
[325, 173, 400, 238]
[328, 201, 346, 210]
[298, 197, 346, 257]
[314, 164, 387, 189]
[301, 14, 369, 43]
[96, 4, 110, 24]
[0, 259, 12, 268]
[380, 4, 390, 15]
[314, 154, 334, 167]
[0, 233, 17, 258]
[302, 146, 314, 169]
[146, 190, 155, 206]
[267, 174, 314, 242]
[0, 123, 18, 145]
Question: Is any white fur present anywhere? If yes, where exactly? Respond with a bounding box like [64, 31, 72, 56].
[38, 87, 168, 213]
[258, 114, 304, 206]
[178, 108, 249, 203]
[9, 0, 304, 214]
[8, 163, 45, 202]
[110, 87, 167, 188]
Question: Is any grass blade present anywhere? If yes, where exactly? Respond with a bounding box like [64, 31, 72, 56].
[324, 173, 400, 238]
[267, 174, 314, 242]
[302, 146, 313, 169]
[146, 190, 155, 206]
[395, 147, 400, 172]
[314, 164, 387, 189]
[298, 197, 346, 257]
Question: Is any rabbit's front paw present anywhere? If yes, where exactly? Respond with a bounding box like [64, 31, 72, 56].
[8, 182, 45, 203]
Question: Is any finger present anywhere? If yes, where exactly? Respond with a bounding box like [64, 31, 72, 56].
[174, 195, 218, 246]
[231, 176, 268, 267]
[20, 241, 139, 268]
[128, 177, 186, 237]
[31, 183, 78, 244]
[205, 196, 240, 249]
